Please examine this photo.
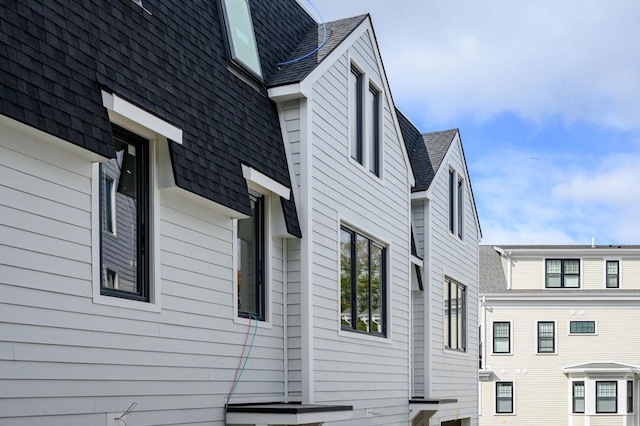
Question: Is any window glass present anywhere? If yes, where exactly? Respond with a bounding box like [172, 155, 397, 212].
[448, 170, 455, 233]
[237, 194, 265, 319]
[537, 321, 554, 353]
[457, 178, 463, 238]
[496, 382, 513, 413]
[569, 321, 595, 334]
[493, 322, 510, 353]
[221, 0, 262, 77]
[596, 381, 617, 413]
[100, 127, 149, 301]
[628, 380, 634, 413]
[350, 67, 363, 164]
[607, 260, 619, 288]
[340, 225, 386, 336]
[573, 381, 585, 413]
[546, 259, 580, 288]
[367, 85, 380, 176]
[564, 259, 580, 287]
[444, 279, 466, 351]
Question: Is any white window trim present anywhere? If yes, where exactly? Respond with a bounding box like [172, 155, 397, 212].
[492, 320, 513, 355]
[335, 216, 392, 343]
[535, 319, 557, 355]
[494, 379, 517, 415]
[604, 258, 622, 289]
[567, 319, 598, 336]
[347, 59, 384, 183]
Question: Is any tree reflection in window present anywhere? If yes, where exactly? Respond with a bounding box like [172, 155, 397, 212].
[340, 226, 386, 336]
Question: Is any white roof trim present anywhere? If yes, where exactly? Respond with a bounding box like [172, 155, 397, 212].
[242, 164, 290, 199]
[411, 255, 424, 267]
[101, 90, 183, 144]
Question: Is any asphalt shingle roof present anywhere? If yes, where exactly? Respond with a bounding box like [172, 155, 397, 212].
[267, 15, 368, 87]
[2, 0, 320, 237]
[479, 246, 508, 293]
[422, 129, 458, 180]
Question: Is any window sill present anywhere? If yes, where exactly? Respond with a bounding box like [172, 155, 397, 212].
[443, 347, 469, 357]
[338, 328, 391, 344]
[93, 293, 161, 313]
[234, 314, 273, 330]
[348, 157, 384, 187]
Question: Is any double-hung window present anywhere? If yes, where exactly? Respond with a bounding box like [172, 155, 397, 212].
[496, 382, 514, 414]
[573, 381, 585, 413]
[493, 322, 510, 354]
[349, 64, 381, 177]
[340, 225, 386, 336]
[596, 381, 617, 413]
[537, 321, 555, 353]
[628, 381, 634, 413]
[444, 278, 466, 351]
[606, 260, 619, 288]
[546, 259, 580, 288]
[100, 126, 150, 301]
[220, 0, 262, 78]
[237, 193, 265, 320]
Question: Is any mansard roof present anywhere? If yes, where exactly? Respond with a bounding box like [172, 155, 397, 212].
[1, 0, 322, 237]
[267, 15, 368, 87]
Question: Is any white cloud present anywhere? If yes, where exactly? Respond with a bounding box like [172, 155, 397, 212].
[316, 0, 640, 131]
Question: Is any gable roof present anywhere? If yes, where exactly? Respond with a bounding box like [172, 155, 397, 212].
[423, 129, 458, 183]
[2, 0, 319, 237]
[267, 15, 368, 87]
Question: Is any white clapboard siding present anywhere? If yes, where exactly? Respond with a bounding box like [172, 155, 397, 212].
[423, 136, 480, 426]
[0, 122, 288, 425]
[306, 29, 412, 424]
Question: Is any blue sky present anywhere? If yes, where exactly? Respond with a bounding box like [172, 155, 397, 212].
[310, 0, 640, 245]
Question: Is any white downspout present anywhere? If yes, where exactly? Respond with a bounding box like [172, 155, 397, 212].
[283, 238, 289, 402]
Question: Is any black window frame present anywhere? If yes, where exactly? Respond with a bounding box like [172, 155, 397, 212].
[493, 321, 511, 354]
[99, 125, 150, 302]
[457, 177, 463, 239]
[569, 320, 596, 334]
[449, 169, 455, 233]
[628, 380, 634, 414]
[368, 84, 380, 176]
[237, 193, 266, 321]
[573, 381, 585, 413]
[545, 259, 580, 288]
[444, 278, 467, 352]
[537, 321, 555, 353]
[606, 260, 620, 288]
[350, 66, 364, 165]
[596, 381, 617, 414]
[496, 381, 514, 414]
[340, 225, 387, 337]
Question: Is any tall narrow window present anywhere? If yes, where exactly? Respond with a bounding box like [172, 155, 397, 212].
[457, 177, 463, 238]
[367, 84, 380, 176]
[596, 381, 617, 413]
[449, 170, 455, 233]
[546, 259, 580, 288]
[537, 321, 555, 353]
[350, 66, 363, 164]
[496, 382, 514, 414]
[237, 194, 265, 320]
[100, 126, 150, 301]
[628, 381, 634, 413]
[221, 0, 262, 77]
[493, 322, 510, 354]
[573, 381, 585, 413]
[444, 278, 466, 351]
[340, 225, 386, 336]
[606, 260, 619, 288]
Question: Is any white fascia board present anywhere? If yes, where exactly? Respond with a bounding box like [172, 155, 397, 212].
[411, 255, 424, 267]
[411, 190, 429, 200]
[101, 90, 183, 144]
[267, 82, 312, 102]
[481, 292, 640, 306]
[242, 164, 290, 199]
[496, 247, 640, 257]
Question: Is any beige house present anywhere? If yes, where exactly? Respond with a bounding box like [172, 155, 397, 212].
[478, 245, 640, 426]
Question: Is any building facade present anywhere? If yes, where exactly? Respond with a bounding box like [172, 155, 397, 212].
[479, 245, 640, 426]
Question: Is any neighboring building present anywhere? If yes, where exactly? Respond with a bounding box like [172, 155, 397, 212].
[399, 113, 482, 426]
[1, 1, 483, 425]
[478, 245, 640, 426]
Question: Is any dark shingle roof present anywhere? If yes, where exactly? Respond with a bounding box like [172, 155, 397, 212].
[479, 246, 508, 293]
[422, 129, 458, 179]
[397, 109, 433, 192]
[2, 0, 316, 237]
[267, 15, 368, 87]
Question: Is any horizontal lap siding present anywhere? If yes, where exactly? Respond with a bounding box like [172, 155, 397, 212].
[309, 32, 411, 425]
[427, 138, 480, 425]
[0, 124, 286, 425]
[412, 201, 426, 395]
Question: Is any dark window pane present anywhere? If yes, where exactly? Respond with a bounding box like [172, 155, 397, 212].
[570, 321, 595, 334]
[340, 228, 353, 328]
[370, 243, 384, 333]
[237, 195, 264, 319]
[355, 234, 370, 332]
[368, 85, 380, 175]
[350, 67, 363, 164]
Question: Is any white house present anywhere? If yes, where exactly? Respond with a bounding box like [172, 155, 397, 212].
[478, 245, 640, 426]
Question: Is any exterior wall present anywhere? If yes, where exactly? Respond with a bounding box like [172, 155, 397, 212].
[479, 303, 640, 426]
[307, 30, 412, 424]
[0, 120, 288, 425]
[424, 137, 480, 426]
